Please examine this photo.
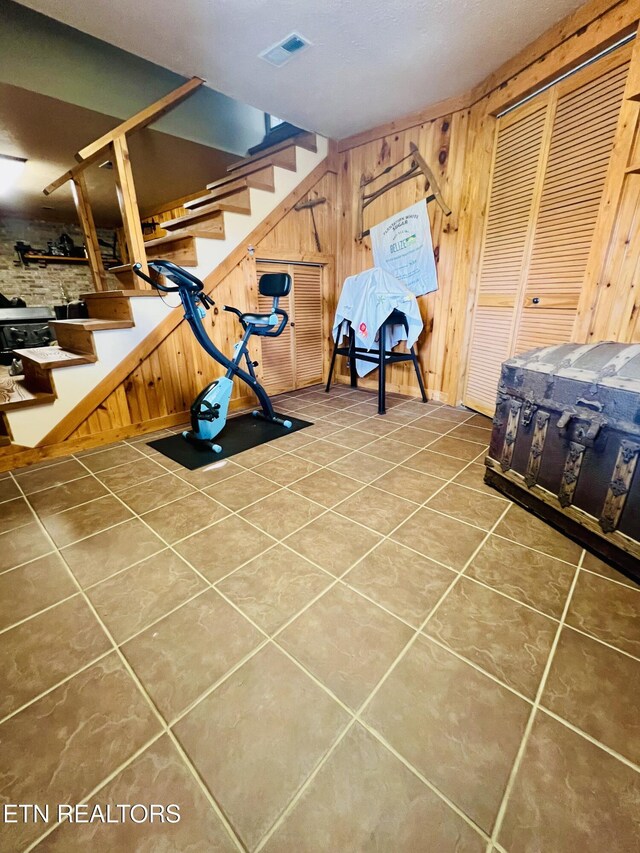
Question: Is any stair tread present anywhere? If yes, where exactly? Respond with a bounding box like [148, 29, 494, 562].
[206, 151, 297, 190]
[186, 170, 275, 209]
[0, 379, 56, 412]
[13, 346, 96, 368]
[227, 132, 317, 174]
[49, 318, 135, 331]
[163, 201, 247, 231]
[145, 228, 224, 247]
[81, 289, 160, 299]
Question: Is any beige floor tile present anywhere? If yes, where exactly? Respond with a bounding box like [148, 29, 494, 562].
[269, 429, 316, 451]
[36, 735, 238, 852]
[354, 417, 399, 438]
[321, 410, 369, 428]
[335, 486, 418, 535]
[0, 596, 110, 718]
[465, 413, 493, 429]
[0, 553, 76, 631]
[581, 549, 638, 589]
[13, 458, 86, 495]
[566, 570, 640, 657]
[410, 414, 459, 434]
[404, 448, 468, 480]
[123, 589, 261, 721]
[364, 436, 418, 464]
[233, 443, 284, 469]
[325, 427, 374, 450]
[428, 435, 487, 462]
[453, 461, 501, 496]
[218, 545, 332, 634]
[425, 577, 556, 697]
[431, 406, 473, 423]
[284, 512, 382, 576]
[94, 457, 165, 492]
[426, 483, 507, 530]
[382, 406, 426, 426]
[27, 476, 108, 518]
[204, 469, 280, 511]
[542, 626, 640, 765]
[0, 654, 160, 852]
[41, 495, 133, 548]
[87, 550, 206, 643]
[345, 540, 455, 627]
[292, 439, 351, 466]
[253, 454, 320, 486]
[391, 425, 441, 447]
[171, 458, 242, 488]
[364, 636, 530, 833]
[135, 446, 184, 470]
[495, 504, 583, 565]
[448, 423, 494, 443]
[79, 444, 144, 473]
[0, 522, 53, 573]
[328, 450, 395, 484]
[175, 515, 274, 582]
[174, 644, 348, 849]
[466, 535, 575, 619]
[74, 440, 127, 458]
[288, 468, 362, 508]
[0, 477, 19, 503]
[279, 584, 412, 709]
[263, 723, 485, 853]
[498, 711, 640, 853]
[141, 492, 229, 543]
[61, 518, 165, 587]
[117, 473, 195, 515]
[392, 507, 486, 570]
[240, 489, 324, 538]
[374, 464, 443, 502]
[0, 496, 33, 535]
[301, 420, 343, 438]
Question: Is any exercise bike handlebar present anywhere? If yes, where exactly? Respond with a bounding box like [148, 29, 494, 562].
[132, 260, 206, 295]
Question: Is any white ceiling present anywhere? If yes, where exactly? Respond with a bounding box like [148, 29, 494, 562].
[17, 0, 585, 139]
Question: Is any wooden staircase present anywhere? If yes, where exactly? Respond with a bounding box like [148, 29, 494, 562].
[1, 129, 326, 452]
[109, 132, 318, 289]
[0, 290, 153, 445]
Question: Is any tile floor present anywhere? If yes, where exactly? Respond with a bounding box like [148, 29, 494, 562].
[0, 385, 639, 852]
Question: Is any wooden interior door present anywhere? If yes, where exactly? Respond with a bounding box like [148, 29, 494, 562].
[463, 45, 631, 416]
[256, 261, 324, 394]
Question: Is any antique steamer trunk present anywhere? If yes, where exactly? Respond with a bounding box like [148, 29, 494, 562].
[485, 342, 640, 581]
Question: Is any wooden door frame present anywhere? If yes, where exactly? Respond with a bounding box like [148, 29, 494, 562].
[255, 251, 335, 389]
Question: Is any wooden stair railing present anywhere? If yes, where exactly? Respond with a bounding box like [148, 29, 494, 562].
[42, 77, 205, 292]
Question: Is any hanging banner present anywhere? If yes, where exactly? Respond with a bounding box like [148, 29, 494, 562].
[370, 199, 438, 297]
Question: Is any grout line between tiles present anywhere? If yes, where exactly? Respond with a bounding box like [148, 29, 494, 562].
[487, 554, 584, 848]
[7, 469, 247, 853]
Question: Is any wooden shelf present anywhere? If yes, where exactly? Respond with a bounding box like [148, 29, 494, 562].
[20, 254, 89, 264]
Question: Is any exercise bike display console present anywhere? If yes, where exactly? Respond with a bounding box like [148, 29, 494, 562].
[133, 259, 293, 452]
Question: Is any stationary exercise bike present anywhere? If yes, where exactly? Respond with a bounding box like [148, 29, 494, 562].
[133, 259, 293, 452]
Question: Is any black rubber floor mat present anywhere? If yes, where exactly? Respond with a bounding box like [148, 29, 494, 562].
[147, 412, 313, 470]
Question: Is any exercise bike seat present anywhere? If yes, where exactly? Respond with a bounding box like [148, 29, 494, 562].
[240, 312, 277, 326]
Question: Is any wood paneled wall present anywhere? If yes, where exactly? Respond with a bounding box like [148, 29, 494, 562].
[67, 171, 337, 441]
[334, 0, 640, 406]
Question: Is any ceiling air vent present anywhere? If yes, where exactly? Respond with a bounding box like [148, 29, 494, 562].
[259, 32, 311, 68]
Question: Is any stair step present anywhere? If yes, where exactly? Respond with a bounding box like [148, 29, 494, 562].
[49, 318, 135, 332]
[0, 379, 56, 412]
[13, 346, 96, 369]
[227, 132, 316, 174]
[207, 147, 297, 190]
[187, 168, 275, 209]
[163, 195, 249, 233]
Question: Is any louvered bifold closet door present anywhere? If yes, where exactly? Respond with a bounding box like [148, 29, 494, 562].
[256, 263, 295, 395]
[463, 99, 550, 414]
[514, 54, 629, 352]
[292, 265, 324, 388]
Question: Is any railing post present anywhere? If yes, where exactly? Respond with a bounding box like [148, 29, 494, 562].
[70, 172, 108, 292]
[112, 134, 149, 283]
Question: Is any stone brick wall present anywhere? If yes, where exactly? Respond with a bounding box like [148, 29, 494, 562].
[0, 216, 119, 307]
